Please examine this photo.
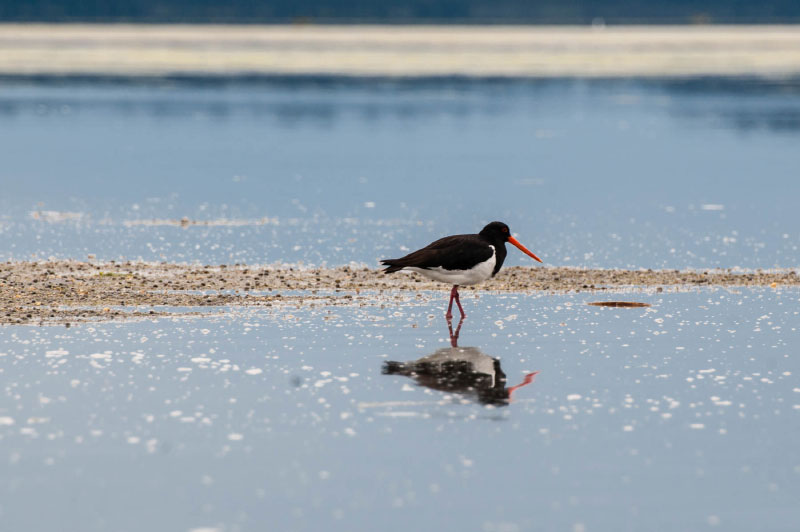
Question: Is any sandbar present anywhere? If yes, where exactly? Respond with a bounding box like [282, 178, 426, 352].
[1, 261, 797, 325]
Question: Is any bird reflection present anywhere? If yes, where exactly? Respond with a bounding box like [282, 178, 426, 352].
[382, 318, 539, 406]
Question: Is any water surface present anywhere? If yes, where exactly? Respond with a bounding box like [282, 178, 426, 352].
[1, 77, 799, 268]
[1, 290, 798, 531]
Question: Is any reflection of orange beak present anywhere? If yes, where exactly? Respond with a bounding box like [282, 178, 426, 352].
[507, 371, 540, 402]
[508, 235, 543, 263]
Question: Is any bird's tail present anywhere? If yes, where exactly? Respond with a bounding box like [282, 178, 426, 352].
[380, 259, 404, 274]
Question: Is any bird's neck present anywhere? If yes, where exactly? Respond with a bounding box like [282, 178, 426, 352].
[492, 241, 507, 276]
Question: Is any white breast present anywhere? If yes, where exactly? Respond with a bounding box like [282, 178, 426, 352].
[406, 245, 496, 286]
[416, 347, 497, 386]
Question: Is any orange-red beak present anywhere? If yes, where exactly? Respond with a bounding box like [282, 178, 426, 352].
[507, 371, 540, 402]
[508, 235, 543, 263]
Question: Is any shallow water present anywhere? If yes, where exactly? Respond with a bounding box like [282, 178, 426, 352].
[1, 73, 799, 531]
[1, 77, 799, 269]
[2, 290, 798, 531]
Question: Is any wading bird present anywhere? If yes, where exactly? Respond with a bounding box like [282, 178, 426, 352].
[381, 221, 542, 318]
[382, 318, 539, 405]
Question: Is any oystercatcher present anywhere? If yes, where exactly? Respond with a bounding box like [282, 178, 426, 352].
[381, 221, 542, 318]
[382, 317, 540, 405]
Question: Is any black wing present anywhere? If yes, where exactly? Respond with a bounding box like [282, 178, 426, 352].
[381, 234, 494, 273]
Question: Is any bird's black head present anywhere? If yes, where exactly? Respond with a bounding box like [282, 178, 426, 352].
[479, 221, 512, 243]
[479, 221, 543, 263]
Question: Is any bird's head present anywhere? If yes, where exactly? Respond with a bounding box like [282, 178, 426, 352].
[480, 221, 543, 263]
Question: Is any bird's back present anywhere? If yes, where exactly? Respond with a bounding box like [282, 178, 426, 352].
[381, 233, 498, 273]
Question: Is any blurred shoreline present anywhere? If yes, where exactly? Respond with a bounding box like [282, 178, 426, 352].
[1, 24, 800, 78]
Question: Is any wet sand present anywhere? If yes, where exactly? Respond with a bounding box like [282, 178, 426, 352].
[2, 25, 800, 78]
[1, 261, 797, 325]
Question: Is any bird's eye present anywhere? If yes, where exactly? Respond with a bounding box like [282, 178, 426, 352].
[502, 227, 508, 233]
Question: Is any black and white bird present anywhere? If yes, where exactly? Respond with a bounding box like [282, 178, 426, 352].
[381, 221, 542, 318]
[382, 317, 539, 405]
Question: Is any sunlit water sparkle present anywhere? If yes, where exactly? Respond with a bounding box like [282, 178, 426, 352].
[1, 290, 798, 531]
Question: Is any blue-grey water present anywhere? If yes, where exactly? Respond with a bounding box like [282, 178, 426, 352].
[1, 77, 800, 532]
[1, 290, 799, 531]
[0, 78, 799, 269]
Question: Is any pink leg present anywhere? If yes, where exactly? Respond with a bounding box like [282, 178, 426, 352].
[445, 286, 455, 319]
[447, 315, 465, 347]
[452, 285, 466, 318]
